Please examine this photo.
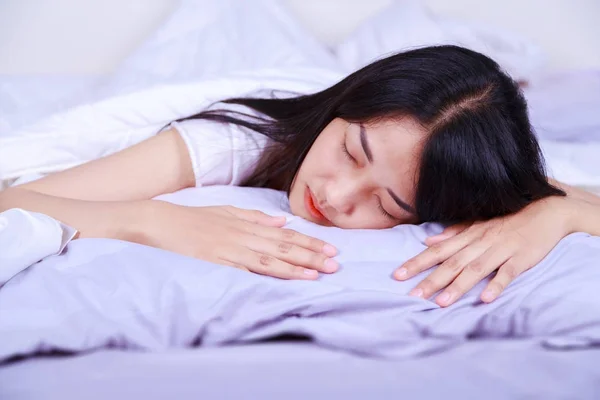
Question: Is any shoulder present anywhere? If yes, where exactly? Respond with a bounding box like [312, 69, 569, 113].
[168, 107, 271, 187]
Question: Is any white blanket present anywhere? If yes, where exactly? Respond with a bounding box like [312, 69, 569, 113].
[2, 66, 600, 189]
[1, 0, 599, 188]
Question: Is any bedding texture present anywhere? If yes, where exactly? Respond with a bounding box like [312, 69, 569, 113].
[1, 1, 599, 397]
[0, 209, 75, 285]
[2, 341, 599, 400]
[334, 0, 545, 84]
[1, 186, 599, 363]
[1, 0, 600, 189]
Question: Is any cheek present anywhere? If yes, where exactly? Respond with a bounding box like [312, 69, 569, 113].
[300, 142, 336, 178]
[347, 209, 392, 229]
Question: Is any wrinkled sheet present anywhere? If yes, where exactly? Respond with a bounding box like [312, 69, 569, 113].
[1, 186, 600, 363]
[1, 341, 599, 400]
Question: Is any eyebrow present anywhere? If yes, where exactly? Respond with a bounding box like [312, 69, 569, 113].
[387, 189, 416, 215]
[359, 123, 416, 215]
[359, 124, 374, 163]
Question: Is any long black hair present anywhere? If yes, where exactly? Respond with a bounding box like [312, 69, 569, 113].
[174, 45, 564, 224]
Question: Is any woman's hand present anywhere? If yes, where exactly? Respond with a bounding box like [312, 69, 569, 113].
[393, 196, 575, 307]
[138, 201, 339, 280]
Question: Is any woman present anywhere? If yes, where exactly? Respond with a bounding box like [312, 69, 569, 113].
[1, 45, 599, 308]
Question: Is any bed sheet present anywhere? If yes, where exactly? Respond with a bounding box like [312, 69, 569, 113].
[1, 340, 598, 400]
[525, 70, 600, 188]
[2, 186, 600, 365]
[0, 75, 102, 136]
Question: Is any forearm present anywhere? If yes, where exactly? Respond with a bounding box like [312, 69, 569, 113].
[0, 187, 147, 241]
[549, 178, 600, 206]
[546, 178, 600, 236]
[566, 198, 600, 237]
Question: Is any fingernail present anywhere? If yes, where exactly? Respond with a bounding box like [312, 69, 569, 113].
[395, 268, 408, 279]
[303, 269, 318, 277]
[324, 258, 339, 272]
[481, 289, 495, 302]
[322, 244, 338, 257]
[409, 288, 423, 298]
[437, 291, 451, 304]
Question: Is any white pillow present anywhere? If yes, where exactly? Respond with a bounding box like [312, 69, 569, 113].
[95, 0, 340, 99]
[334, 0, 545, 83]
[2, 186, 600, 362]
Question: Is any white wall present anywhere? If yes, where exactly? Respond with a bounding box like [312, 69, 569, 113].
[0, 0, 598, 74]
[0, 0, 178, 73]
[424, 0, 600, 71]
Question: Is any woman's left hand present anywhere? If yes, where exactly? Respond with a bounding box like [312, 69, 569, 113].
[393, 196, 575, 307]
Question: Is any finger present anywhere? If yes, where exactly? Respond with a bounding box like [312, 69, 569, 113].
[480, 256, 529, 303]
[243, 234, 338, 273]
[228, 263, 250, 272]
[435, 247, 511, 307]
[394, 229, 476, 281]
[425, 223, 470, 246]
[225, 207, 287, 227]
[237, 223, 338, 257]
[220, 248, 319, 280]
[408, 239, 490, 300]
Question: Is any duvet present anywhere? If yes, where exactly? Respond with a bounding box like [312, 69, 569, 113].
[1, 186, 599, 362]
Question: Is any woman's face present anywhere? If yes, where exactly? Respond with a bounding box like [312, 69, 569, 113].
[289, 117, 426, 229]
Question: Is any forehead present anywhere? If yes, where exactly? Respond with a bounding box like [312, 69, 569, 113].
[363, 117, 427, 196]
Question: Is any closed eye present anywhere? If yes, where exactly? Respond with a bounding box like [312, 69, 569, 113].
[341, 141, 356, 163]
[376, 196, 397, 221]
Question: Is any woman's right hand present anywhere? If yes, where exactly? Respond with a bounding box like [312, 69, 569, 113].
[139, 201, 339, 279]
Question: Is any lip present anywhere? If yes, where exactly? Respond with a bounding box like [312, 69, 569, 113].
[304, 186, 330, 223]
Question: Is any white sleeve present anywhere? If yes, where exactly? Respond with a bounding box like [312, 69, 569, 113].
[170, 117, 270, 187]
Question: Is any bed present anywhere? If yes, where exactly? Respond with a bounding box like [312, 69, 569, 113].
[1, 1, 600, 399]
[2, 341, 599, 400]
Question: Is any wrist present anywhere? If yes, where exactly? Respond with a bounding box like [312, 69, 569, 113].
[560, 196, 599, 235]
[109, 200, 155, 244]
[559, 196, 581, 235]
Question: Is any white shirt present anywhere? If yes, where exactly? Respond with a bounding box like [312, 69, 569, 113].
[170, 107, 271, 187]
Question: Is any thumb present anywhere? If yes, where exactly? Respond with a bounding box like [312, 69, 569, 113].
[228, 207, 287, 227]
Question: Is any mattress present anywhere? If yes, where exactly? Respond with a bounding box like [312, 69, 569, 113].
[1, 340, 598, 400]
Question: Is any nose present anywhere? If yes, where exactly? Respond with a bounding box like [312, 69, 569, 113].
[323, 176, 363, 215]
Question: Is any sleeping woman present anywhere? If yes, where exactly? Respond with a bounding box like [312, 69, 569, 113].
[1, 45, 599, 308]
